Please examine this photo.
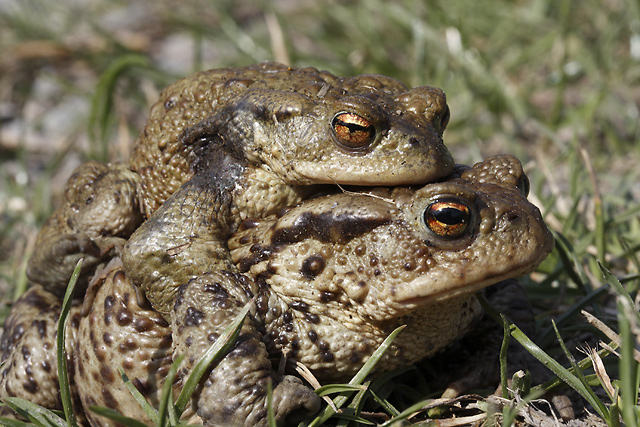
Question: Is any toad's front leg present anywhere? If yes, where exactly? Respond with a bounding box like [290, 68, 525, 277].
[27, 161, 143, 297]
[172, 273, 321, 426]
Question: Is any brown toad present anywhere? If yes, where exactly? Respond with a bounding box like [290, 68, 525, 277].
[130, 62, 454, 217]
[226, 154, 553, 380]
[25, 62, 454, 301]
[0, 156, 553, 426]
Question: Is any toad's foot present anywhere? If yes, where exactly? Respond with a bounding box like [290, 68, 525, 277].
[173, 273, 321, 426]
[0, 285, 85, 421]
[26, 161, 142, 297]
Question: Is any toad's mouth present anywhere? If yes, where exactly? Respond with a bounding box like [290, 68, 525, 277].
[293, 156, 455, 186]
[393, 257, 548, 307]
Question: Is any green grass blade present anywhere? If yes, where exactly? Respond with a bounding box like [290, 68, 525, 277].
[333, 413, 374, 425]
[618, 298, 639, 427]
[57, 259, 82, 427]
[553, 232, 587, 290]
[506, 317, 611, 422]
[599, 261, 640, 326]
[314, 384, 366, 397]
[368, 389, 399, 417]
[347, 325, 406, 387]
[537, 286, 608, 345]
[1, 397, 66, 427]
[174, 300, 253, 416]
[88, 407, 149, 427]
[0, 415, 37, 427]
[306, 325, 405, 427]
[156, 356, 182, 427]
[534, 345, 612, 391]
[338, 380, 371, 427]
[377, 397, 434, 427]
[266, 380, 276, 427]
[166, 388, 178, 427]
[88, 54, 150, 161]
[552, 320, 591, 389]
[117, 367, 158, 424]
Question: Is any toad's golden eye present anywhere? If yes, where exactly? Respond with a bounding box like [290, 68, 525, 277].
[331, 112, 376, 150]
[423, 198, 472, 239]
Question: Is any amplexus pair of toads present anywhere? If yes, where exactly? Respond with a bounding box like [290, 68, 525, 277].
[0, 62, 553, 426]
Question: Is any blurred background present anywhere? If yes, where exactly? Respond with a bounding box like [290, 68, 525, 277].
[0, 0, 638, 325]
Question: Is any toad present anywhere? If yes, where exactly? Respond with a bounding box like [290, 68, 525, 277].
[0, 155, 553, 426]
[26, 62, 454, 300]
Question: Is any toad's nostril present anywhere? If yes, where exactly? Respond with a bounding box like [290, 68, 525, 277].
[505, 212, 520, 222]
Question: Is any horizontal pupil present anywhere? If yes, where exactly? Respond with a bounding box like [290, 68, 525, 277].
[433, 207, 467, 225]
[337, 121, 370, 133]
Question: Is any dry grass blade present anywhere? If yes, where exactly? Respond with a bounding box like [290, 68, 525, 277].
[581, 310, 640, 363]
[587, 347, 616, 400]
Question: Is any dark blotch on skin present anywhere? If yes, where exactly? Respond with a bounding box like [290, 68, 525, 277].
[21, 345, 30, 361]
[228, 333, 260, 359]
[255, 293, 269, 314]
[100, 365, 115, 383]
[220, 399, 242, 421]
[272, 211, 391, 245]
[291, 300, 309, 312]
[319, 291, 339, 303]
[118, 338, 138, 353]
[101, 388, 118, 409]
[322, 352, 335, 362]
[116, 308, 133, 326]
[134, 316, 154, 333]
[238, 218, 260, 231]
[103, 332, 113, 345]
[203, 282, 227, 294]
[22, 291, 51, 311]
[23, 379, 38, 394]
[301, 255, 326, 279]
[283, 311, 293, 323]
[184, 307, 205, 326]
[304, 312, 320, 324]
[237, 244, 272, 272]
[33, 319, 47, 340]
[276, 333, 289, 346]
